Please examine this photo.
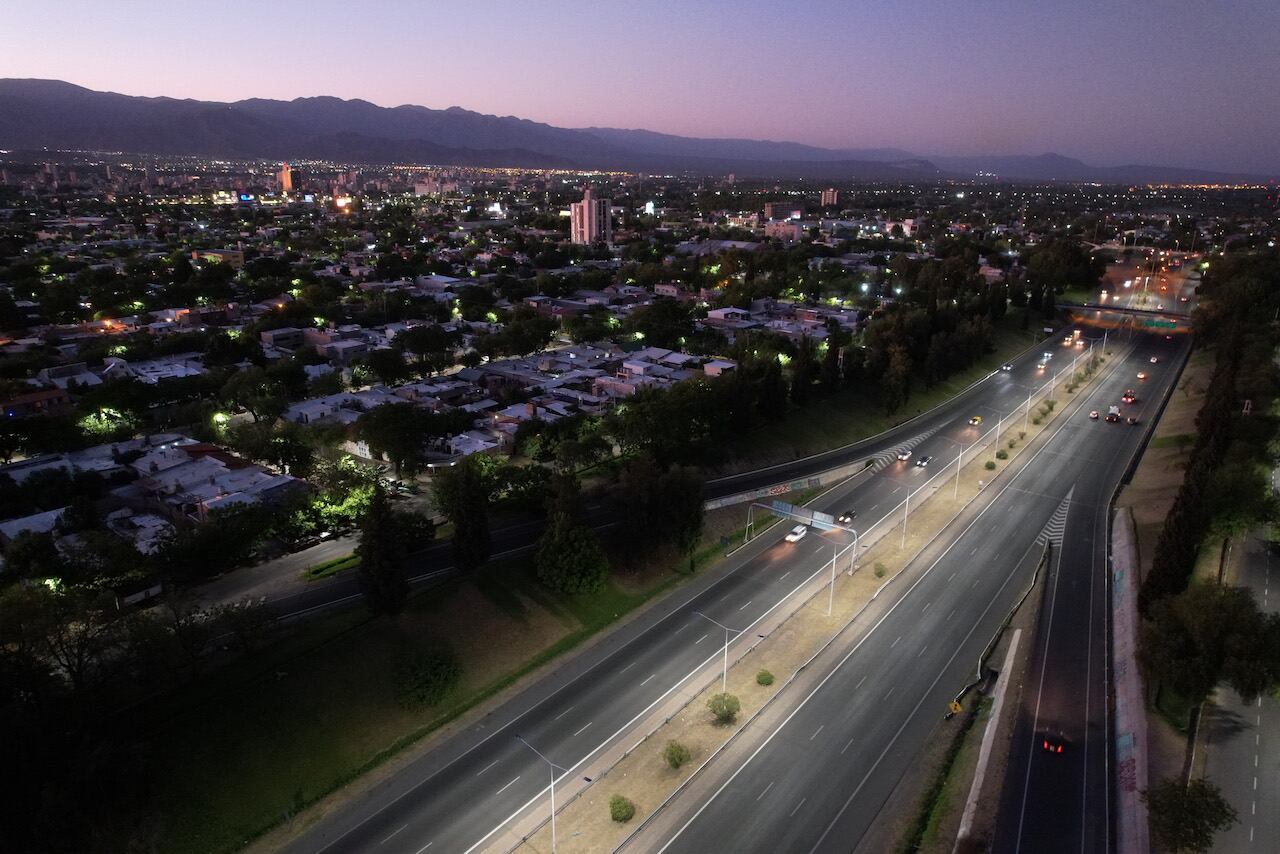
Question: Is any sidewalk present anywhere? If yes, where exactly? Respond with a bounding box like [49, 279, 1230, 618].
[189, 535, 356, 608]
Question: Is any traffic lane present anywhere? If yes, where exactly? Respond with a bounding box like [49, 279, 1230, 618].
[661, 339, 1170, 854]
[661, 468, 1067, 854]
[313, 459, 933, 853]
[708, 334, 1060, 496]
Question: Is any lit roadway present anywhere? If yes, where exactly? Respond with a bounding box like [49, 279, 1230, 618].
[644, 331, 1187, 854]
[284, 335, 1092, 854]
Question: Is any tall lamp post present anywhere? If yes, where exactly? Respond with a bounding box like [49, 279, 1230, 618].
[693, 611, 742, 693]
[515, 735, 566, 854]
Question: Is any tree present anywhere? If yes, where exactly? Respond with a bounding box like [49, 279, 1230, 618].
[819, 341, 842, 395]
[882, 343, 912, 415]
[356, 483, 409, 616]
[434, 456, 491, 572]
[220, 367, 286, 423]
[758, 358, 789, 421]
[360, 348, 412, 386]
[1143, 777, 1237, 853]
[4, 530, 60, 578]
[663, 740, 691, 769]
[1139, 583, 1280, 705]
[535, 473, 609, 593]
[353, 403, 428, 477]
[707, 692, 741, 724]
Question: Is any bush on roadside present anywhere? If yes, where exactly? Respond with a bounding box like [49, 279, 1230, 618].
[756, 669, 774, 686]
[707, 692, 741, 724]
[996, 449, 1008, 460]
[1032, 416, 1042, 425]
[1019, 431, 1026, 439]
[985, 460, 997, 470]
[663, 740, 691, 769]
[395, 643, 461, 708]
[1007, 439, 1016, 449]
[610, 794, 636, 822]
[873, 562, 887, 578]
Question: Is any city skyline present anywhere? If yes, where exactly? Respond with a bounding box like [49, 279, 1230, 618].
[2, 0, 1278, 173]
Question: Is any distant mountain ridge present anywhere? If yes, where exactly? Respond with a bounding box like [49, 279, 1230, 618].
[0, 79, 1270, 183]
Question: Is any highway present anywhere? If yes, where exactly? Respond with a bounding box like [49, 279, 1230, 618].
[989, 255, 1199, 853]
[640, 330, 1186, 854]
[1205, 529, 1280, 852]
[282, 334, 1090, 854]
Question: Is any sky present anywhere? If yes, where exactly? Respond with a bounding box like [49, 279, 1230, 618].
[2, 0, 1278, 173]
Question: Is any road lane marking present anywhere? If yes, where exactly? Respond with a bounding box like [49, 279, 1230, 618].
[552, 705, 576, 721]
[695, 633, 708, 644]
[969, 547, 978, 556]
[495, 776, 521, 796]
[756, 781, 774, 801]
[810, 724, 824, 741]
[620, 661, 637, 674]
[573, 722, 592, 737]
[922, 601, 932, 613]
[947, 608, 956, 621]
[476, 760, 499, 777]
[917, 644, 929, 658]
[856, 675, 867, 689]
[885, 687, 895, 699]
[842, 737, 855, 754]
[381, 824, 407, 844]
[739, 600, 753, 611]
[781, 571, 791, 580]
[640, 673, 657, 686]
[414, 844, 433, 854]
[790, 797, 807, 816]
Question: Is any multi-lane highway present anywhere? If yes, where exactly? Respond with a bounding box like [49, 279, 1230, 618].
[638, 330, 1187, 854]
[283, 334, 1097, 854]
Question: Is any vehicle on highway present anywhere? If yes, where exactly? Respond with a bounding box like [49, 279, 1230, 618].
[968, 415, 983, 426]
[1105, 410, 1121, 423]
[915, 455, 933, 467]
[784, 524, 808, 543]
[1088, 410, 1100, 420]
[1137, 371, 1148, 380]
[837, 510, 856, 524]
[1036, 361, 1047, 370]
[1157, 303, 1165, 310]
[1041, 734, 1068, 755]
[896, 449, 912, 461]
[1121, 390, 1137, 403]
[1126, 416, 1139, 425]
[1150, 356, 1158, 363]
[1001, 363, 1013, 371]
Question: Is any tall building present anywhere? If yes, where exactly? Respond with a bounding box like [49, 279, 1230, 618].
[821, 187, 839, 207]
[570, 187, 612, 245]
[278, 162, 294, 193]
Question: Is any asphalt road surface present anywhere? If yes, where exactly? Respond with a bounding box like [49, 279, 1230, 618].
[647, 331, 1188, 854]
[1205, 530, 1280, 852]
[283, 334, 1100, 854]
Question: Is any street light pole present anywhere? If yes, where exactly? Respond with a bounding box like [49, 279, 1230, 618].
[901, 487, 912, 549]
[515, 736, 565, 854]
[694, 611, 741, 693]
[828, 541, 837, 616]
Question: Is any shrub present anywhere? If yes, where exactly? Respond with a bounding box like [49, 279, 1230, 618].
[1019, 431, 1027, 439]
[1032, 416, 1042, 426]
[873, 562, 887, 578]
[396, 643, 461, 708]
[996, 449, 1008, 460]
[1045, 400, 1057, 411]
[985, 460, 997, 470]
[707, 692, 741, 724]
[756, 669, 775, 686]
[1007, 439, 1016, 449]
[663, 740, 691, 769]
[610, 794, 636, 822]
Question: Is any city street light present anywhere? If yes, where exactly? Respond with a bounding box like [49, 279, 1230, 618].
[693, 611, 743, 693]
[515, 735, 565, 854]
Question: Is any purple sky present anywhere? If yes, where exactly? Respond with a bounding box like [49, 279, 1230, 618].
[3, 0, 1278, 172]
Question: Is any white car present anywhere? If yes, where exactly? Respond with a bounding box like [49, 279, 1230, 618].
[1150, 356, 1158, 364]
[1001, 363, 1013, 372]
[784, 524, 808, 543]
[896, 449, 913, 461]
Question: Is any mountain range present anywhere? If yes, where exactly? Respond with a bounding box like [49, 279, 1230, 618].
[0, 79, 1270, 184]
